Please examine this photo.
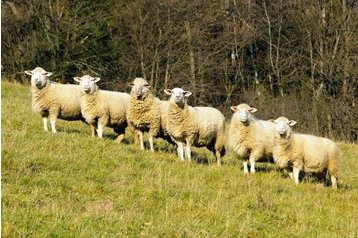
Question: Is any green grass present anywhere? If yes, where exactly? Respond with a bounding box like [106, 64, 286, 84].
[2, 81, 358, 237]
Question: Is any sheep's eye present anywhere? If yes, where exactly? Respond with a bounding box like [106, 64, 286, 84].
[144, 84, 150, 87]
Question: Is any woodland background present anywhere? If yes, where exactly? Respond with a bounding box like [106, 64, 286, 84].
[1, 0, 357, 141]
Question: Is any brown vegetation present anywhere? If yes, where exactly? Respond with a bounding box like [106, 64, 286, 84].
[2, 0, 357, 141]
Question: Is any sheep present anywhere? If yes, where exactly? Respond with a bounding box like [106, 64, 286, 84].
[73, 75, 130, 142]
[126, 77, 163, 152]
[226, 103, 276, 173]
[164, 88, 226, 166]
[270, 116, 339, 189]
[24, 66, 83, 133]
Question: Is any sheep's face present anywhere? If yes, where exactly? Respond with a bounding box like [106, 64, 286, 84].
[25, 67, 53, 89]
[164, 88, 192, 106]
[230, 104, 257, 123]
[271, 117, 297, 138]
[130, 77, 150, 99]
[74, 75, 100, 94]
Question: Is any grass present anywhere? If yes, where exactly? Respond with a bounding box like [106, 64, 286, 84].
[2, 81, 358, 237]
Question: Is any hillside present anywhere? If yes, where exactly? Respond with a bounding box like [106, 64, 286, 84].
[2, 81, 358, 237]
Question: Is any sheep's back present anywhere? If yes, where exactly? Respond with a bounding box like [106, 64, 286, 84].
[190, 106, 225, 145]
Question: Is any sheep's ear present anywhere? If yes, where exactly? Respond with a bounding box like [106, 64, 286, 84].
[288, 120, 297, 127]
[248, 107, 257, 113]
[73, 77, 81, 83]
[268, 119, 275, 123]
[144, 83, 151, 89]
[44, 72, 53, 77]
[183, 91, 192, 97]
[24, 70, 33, 76]
[128, 82, 134, 87]
[230, 106, 238, 112]
[94, 77, 101, 83]
[164, 89, 172, 95]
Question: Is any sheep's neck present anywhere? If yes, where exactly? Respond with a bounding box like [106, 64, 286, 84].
[168, 102, 189, 135]
[81, 89, 99, 121]
[31, 80, 51, 104]
[276, 134, 293, 151]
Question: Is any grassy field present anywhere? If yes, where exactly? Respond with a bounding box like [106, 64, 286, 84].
[2, 81, 358, 237]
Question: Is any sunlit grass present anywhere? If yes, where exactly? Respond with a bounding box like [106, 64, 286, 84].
[2, 81, 358, 237]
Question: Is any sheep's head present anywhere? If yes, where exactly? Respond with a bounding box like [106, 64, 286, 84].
[25, 67, 53, 89]
[164, 88, 192, 106]
[269, 117, 297, 138]
[74, 75, 100, 94]
[129, 77, 151, 100]
[230, 103, 257, 123]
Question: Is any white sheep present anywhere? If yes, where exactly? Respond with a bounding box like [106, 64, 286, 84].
[24, 67, 83, 133]
[73, 75, 130, 142]
[270, 116, 339, 189]
[126, 77, 162, 152]
[164, 88, 226, 166]
[226, 103, 276, 173]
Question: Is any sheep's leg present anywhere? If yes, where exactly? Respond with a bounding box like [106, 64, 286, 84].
[331, 176, 337, 189]
[97, 125, 103, 138]
[116, 134, 125, 143]
[149, 135, 154, 152]
[177, 142, 184, 161]
[293, 167, 300, 184]
[243, 161, 249, 174]
[90, 124, 97, 137]
[185, 140, 192, 162]
[138, 131, 144, 150]
[42, 117, 48, 131]
[49, 116, 57, 133]
[215, 150, 222, 166]
[249, 155, 256, 173]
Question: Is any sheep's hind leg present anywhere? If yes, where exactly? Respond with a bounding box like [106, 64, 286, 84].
[116, 134, 125, 143]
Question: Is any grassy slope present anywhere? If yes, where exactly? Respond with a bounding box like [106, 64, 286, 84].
[2, 81, 358, 237]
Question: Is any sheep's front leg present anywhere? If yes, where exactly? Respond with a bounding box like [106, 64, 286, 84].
[249, 154, 256, 173]
[97, 124, 104, 138]
[149, 135, 154, 152]
[177, 142, 184, 161]
[185, 139, 192, 162]
[243, 161, 249, 174]
[293, 167, 300, 185]
[49, 114, 57, 133]
[331, 176, 337, 189]
[90, 124, 97, 137]
[138, 131, 144, 150]
[42, 117, 49, 131]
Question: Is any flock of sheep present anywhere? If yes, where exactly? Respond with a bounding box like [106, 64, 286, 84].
[24, 66, 341, 189]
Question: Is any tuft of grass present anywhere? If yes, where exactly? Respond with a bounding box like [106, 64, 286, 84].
[2, 81, 358, 237]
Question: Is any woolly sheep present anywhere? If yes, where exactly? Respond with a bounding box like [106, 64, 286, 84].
[226, 103, 275, 173]
[164, 88, 226, 166]
[270, 116, 339, 189]
[74, 75, 130, 142]
[126, 77, 163, 152]
[24, 67, 83, 133]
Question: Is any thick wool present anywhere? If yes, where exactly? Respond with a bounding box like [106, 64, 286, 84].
[226, 103, 275, 173]
[80, 86, 130, 139]
[127, 93, 161, 137]
[31, 81, 82, 121]
[167, 100, 226, 164]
